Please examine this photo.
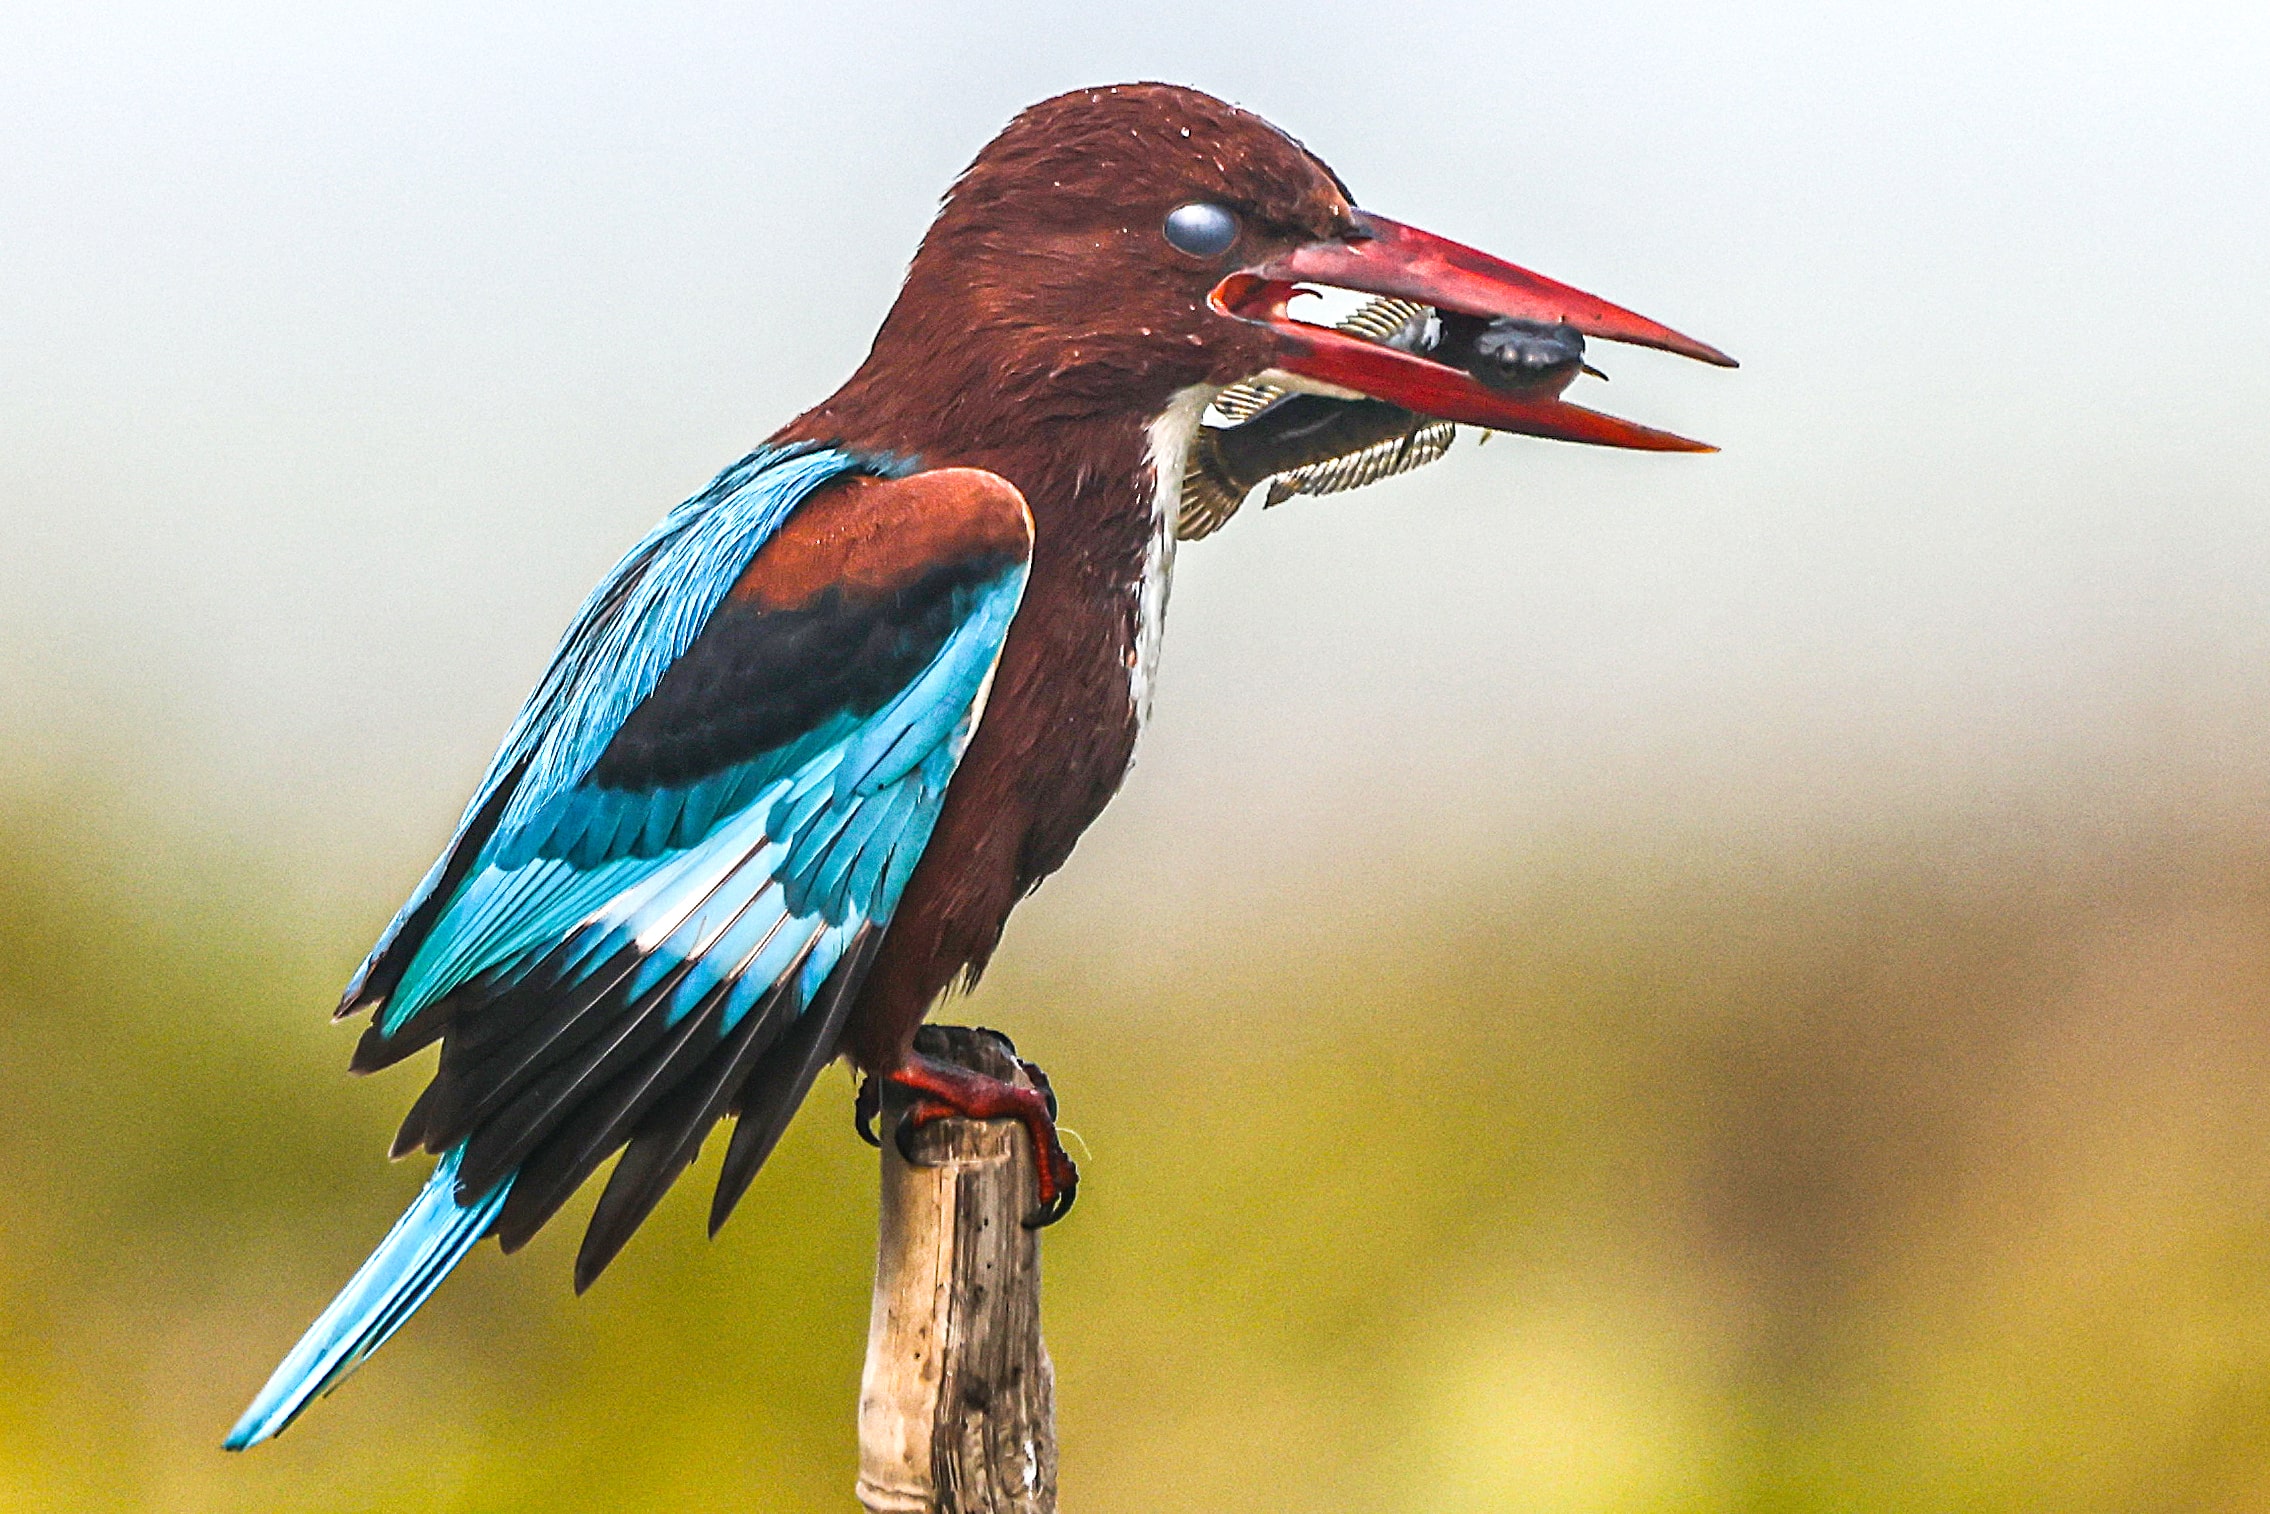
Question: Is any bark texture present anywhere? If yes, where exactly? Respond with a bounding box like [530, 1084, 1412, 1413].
[857, 1027, 1056, 1514]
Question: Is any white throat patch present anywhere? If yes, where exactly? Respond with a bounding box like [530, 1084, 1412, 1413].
[1133, 384, 1214, 723]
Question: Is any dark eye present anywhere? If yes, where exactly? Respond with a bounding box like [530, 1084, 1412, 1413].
[1163, 202, 1239, 258]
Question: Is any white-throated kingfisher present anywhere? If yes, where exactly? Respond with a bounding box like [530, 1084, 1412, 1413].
[226, 82, 1732, 1448]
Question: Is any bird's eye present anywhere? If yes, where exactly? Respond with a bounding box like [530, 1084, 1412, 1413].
[1163, 202, 1239, 258]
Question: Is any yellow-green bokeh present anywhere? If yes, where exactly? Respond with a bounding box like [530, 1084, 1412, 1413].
[7, 2, 2270, 1508]
[10, 769, 2270, 1511]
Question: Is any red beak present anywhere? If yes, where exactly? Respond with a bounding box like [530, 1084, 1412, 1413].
[1211, 210, 1735, 453]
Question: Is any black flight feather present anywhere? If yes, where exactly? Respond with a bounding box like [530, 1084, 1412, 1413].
[709, 927, 881, 1235]
[493, 969, 767, 1255]
[571, 976, 803, 1290]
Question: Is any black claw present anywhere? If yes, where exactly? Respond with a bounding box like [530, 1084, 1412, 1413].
[893, 1108, 920, 1164]
[1021, 1181, 1077, 1230]
[854, 1076, 881, 1147]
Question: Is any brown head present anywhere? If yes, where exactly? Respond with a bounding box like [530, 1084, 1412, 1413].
[781, 82, 1732, 481]
[783, 87, 1733, 1069]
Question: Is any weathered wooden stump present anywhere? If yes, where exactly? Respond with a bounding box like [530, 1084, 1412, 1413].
[856, 1026, 1056, 1514]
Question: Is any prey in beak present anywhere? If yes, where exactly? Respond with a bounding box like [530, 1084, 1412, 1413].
[1182, 210, 1735, 538]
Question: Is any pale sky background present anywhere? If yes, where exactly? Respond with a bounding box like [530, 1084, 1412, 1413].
[4, 1, 2268, 919]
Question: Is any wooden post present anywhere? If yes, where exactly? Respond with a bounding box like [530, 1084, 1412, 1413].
[856, 1027, 1057, 1514]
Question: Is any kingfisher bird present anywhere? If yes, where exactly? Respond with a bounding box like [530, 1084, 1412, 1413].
[226, 82, 1731, 1448]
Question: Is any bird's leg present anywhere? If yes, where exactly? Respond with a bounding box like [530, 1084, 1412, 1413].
[1016, 1054, 1060, 1121]
[886, 1049, 1078, 1228]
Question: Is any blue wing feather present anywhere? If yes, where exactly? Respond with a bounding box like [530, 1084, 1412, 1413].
[341, 443, 894, 1010]
[381, 563, 1017, 1036]
[230, 450, 1025, 1449]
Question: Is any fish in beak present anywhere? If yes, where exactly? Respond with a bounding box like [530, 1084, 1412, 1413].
[1210, 210, 1735, 454]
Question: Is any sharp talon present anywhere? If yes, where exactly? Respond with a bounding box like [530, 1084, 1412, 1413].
[1024, 1127, 1079, 1229]
[854, 1076, 881, 1147]
[882, 1049, 1080, 1224]
[893, 1108, 919, 1164]
[1022, 1176, 1077, 1229]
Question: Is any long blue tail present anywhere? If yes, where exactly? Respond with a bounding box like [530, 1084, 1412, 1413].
[225, 1146, 512, 1449]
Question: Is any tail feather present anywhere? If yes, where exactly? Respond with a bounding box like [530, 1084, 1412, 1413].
[224, 1146, 511, 1450]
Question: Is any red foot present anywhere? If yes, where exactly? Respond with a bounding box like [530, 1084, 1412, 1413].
[885, 1052, 1078, 1227]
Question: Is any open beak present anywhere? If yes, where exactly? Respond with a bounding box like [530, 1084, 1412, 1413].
[1210, 210, 1736, 453]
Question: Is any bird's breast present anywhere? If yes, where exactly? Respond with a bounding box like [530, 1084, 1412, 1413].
[974, 385, 1216, 857]
[839, 392, 1218, 1062]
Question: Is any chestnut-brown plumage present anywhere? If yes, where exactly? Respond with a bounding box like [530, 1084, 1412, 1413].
[778, 84, 1365, 1071]
[229, 82, 1733, 1450]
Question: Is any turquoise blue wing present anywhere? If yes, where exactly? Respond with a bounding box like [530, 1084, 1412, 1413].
[355, 460, 1030, 1264]
[375, 561, 1023, 1250]
[226, 455, 1029, 1450]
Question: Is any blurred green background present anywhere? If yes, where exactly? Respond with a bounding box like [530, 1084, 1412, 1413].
[6, 2, 2270, 1510]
